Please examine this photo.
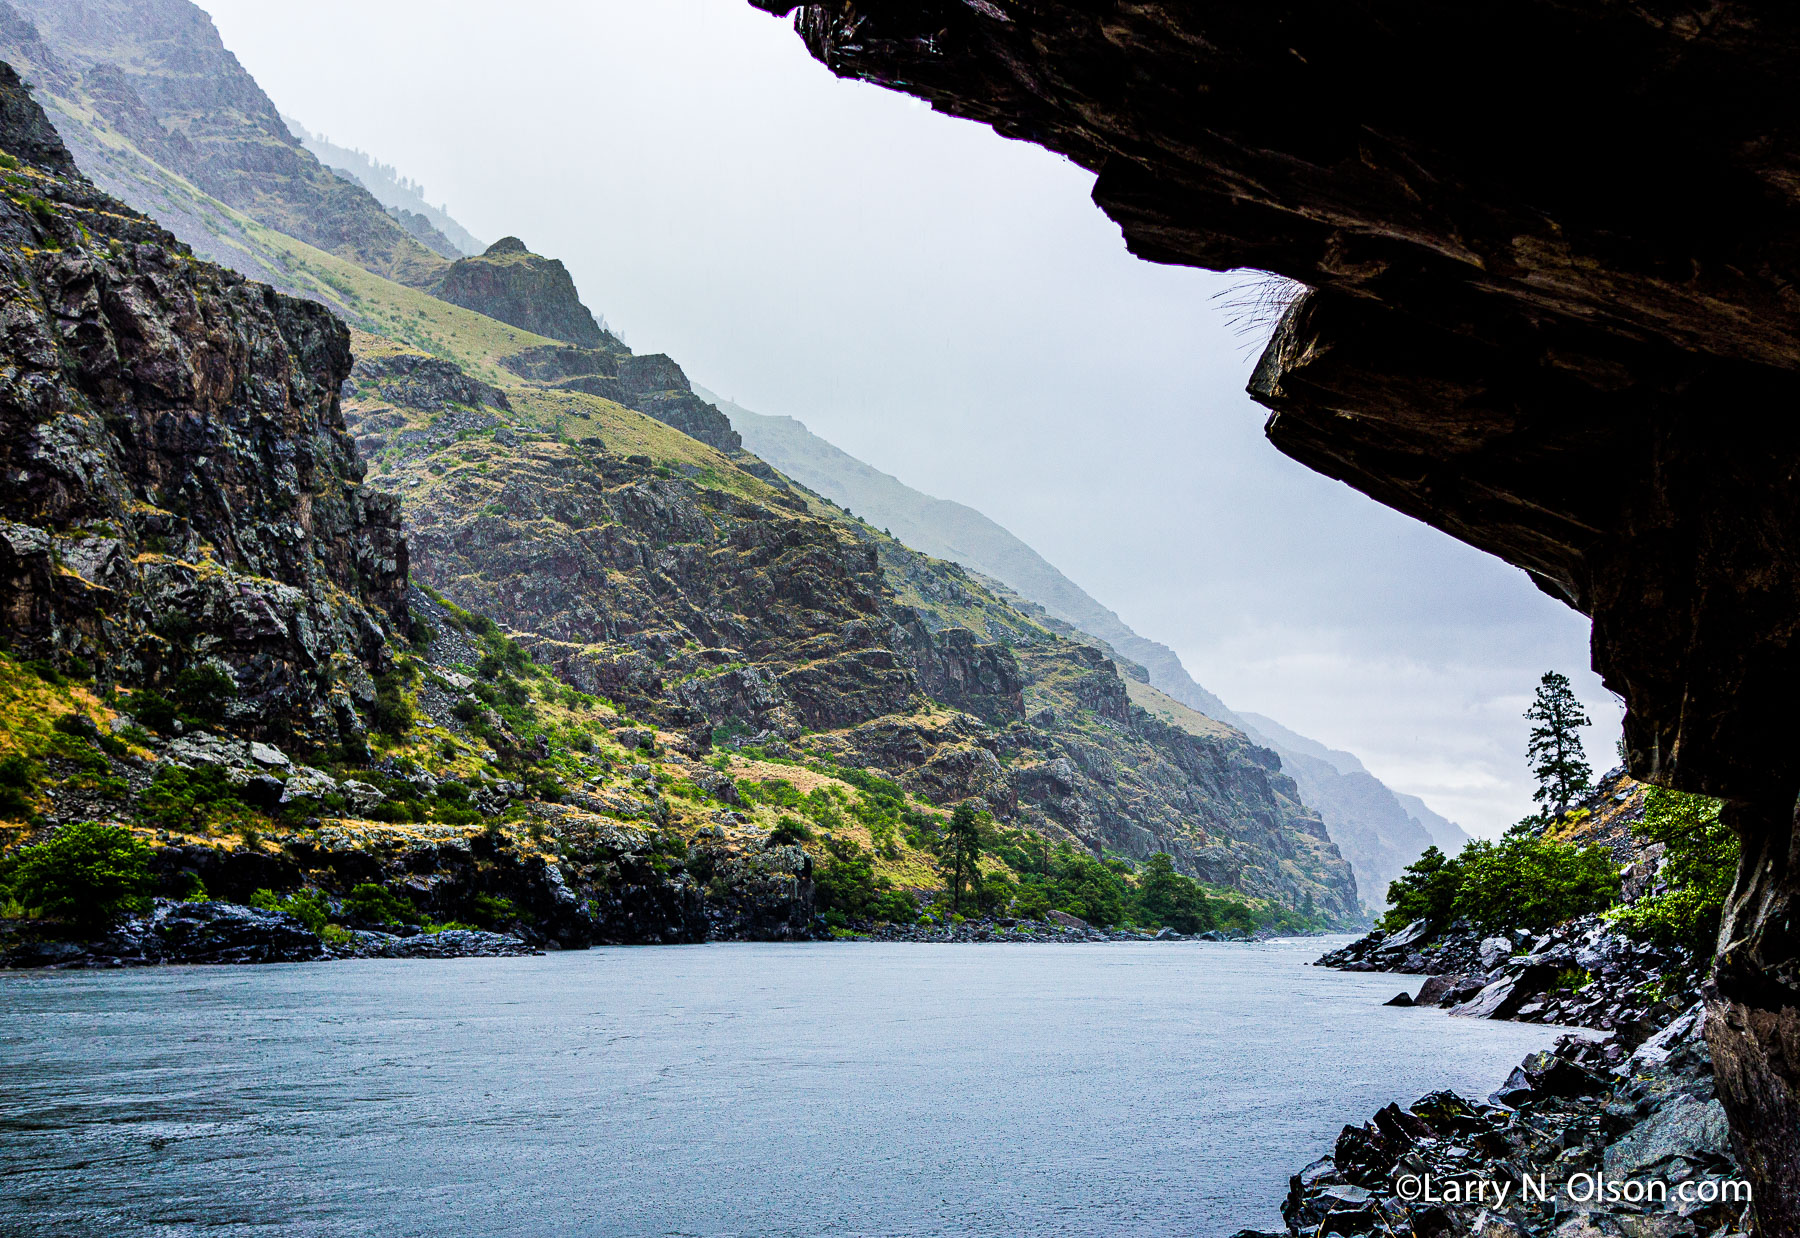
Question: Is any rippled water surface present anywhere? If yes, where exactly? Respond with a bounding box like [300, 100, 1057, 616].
[0, 939, 1576, 1237]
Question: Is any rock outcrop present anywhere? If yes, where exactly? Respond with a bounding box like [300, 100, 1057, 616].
[751, 2, 1800, 1219]
[434, 237, 613, 349]
[0, 61, 407, 751]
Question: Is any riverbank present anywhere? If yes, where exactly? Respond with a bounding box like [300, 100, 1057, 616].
[0, 899, 1318, 968]
[0, 898, 540, 968]
[1317, 915, 1699, 1037]
[1248, 1002, 1750, 1238]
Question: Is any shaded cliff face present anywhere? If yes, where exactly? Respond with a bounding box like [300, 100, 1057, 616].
[750, 0, 1800, 801]
[752, 0, 1800, 1221]
[435, 238, 612, 348]
[0, 62, 405, 750]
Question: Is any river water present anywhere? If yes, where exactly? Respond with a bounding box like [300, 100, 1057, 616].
[0, 938, 1576, 1238]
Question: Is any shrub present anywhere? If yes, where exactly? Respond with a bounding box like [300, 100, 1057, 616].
[371, 670, 415, 739]
[768, 816, 814, 846]
[469, 893, 518, 927]
[815, 835, 914, 923]
[1452, 835, 1620, 933]
[1134, 852, 1217, 933]
[137, 763, 255, 833]
[9, 821, 153, 928]
[1606, 788, 1737, 954]
[129, 689, 180, 734]
[0, 753, 41, 821]
[341, 882, 417, 926]
[171, 665, 236, 724]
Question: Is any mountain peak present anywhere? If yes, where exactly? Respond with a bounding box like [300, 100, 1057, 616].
[484, 236, 530, 256]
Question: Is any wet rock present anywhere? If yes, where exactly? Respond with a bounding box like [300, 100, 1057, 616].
[1384, 991, 1415, 1007]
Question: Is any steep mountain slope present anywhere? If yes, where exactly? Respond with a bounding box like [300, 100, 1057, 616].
[719, 392, 1235, 719]
[0, 2, 1362, 923]
[0, 0, 448, 289]
[724, 392, 1463, 905]
[0, 61, 822, 947]
[287, 118, 484, 258]
[345, 332, 1360, 921]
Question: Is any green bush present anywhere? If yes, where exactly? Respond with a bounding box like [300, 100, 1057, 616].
[371, 670, 415, 739]
[768, 816, 814, 846]
[248, 887, 331, 934]
[815, 836, 914, 924]
[0, 753, 41, 822]
[129, 689, 180, 734]
[1134, 852, 1217, 933]
[469, 892, 519, 927]
[1606, 787, 1737, 954]
[137, 763, 255, 833]
[9, 821, 153, 928]
[1380, 845, 1464, 932]
[171, 665, 236, 724]
[1450, 835, 1620, 933]
[342, 882, 417, 926]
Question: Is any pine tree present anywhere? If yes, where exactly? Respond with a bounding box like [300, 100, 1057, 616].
[1525, 671, 1593, 821]
[942, 802, 984, 914]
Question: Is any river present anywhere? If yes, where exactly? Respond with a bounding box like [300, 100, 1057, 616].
[0, 938, 1576, 1237]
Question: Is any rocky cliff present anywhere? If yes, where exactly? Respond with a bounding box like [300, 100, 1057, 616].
[346, 340, 1361, 922]
[0, 61, 405, 751]
[751, 1, 1800, 1220]
[724, 389, 1464, 907]
[435, 237, 614, 348]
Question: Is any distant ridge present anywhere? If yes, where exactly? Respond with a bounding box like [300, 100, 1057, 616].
[716, 390, 1468, 907]
[286, 117, 486, 259]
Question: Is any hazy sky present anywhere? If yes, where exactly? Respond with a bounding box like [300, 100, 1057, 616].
[200, 0, 1620, 836]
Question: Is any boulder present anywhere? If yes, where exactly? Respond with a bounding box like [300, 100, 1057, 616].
[1479, 935, 1514, 971]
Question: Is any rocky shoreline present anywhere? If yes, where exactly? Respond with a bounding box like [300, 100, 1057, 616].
[1318, 916, 1699, 1037]
[1, 902, 1315, 968]
[1244, 1004, 1750, 1238]
[1278, 914, 1750, 1238]
[1, 899, 541, 969]
[839, 907, 1305, 945]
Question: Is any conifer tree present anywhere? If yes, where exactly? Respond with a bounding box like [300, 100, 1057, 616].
[1525, 671, 1593, 821]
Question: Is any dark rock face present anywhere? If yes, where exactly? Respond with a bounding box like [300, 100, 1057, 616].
[0, 63, 407, 749]
[435, 237, 612, 348]
[503, 341, 743, 454]
[751, 1, 1800, 1215]
[3, 900, 328, 967]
